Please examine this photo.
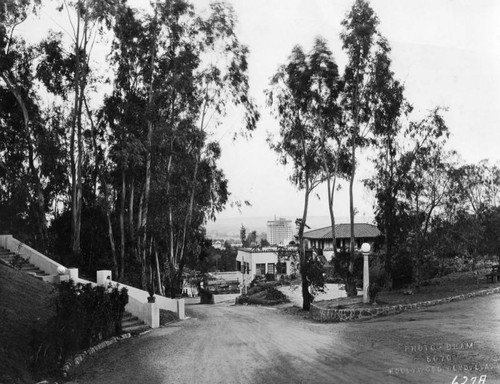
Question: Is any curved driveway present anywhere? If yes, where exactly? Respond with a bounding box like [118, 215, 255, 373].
[71, 294, 500, 384]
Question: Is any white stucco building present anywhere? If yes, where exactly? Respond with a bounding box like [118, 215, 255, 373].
[236, 247, 297, 286]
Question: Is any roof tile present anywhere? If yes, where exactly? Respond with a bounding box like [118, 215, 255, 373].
[303, 223, 381, 240]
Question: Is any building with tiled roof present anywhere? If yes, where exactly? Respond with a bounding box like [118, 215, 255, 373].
[303, 223, 381, 259]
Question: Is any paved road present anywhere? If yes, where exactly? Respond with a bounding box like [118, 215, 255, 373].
[71, 294, 500, 384]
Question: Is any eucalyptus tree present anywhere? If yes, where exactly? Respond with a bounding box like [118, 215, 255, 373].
[451, 160, 500, 215]
[340, 0, 401, 296]
[54, 0, 119, 258]
[441, 159, 500, 270]
[363, 48, 407, 285]
[397, 109, 450, 288]
[0, 0, 50, 248]
[170, 1, 259, 295]
[308, 38, 349, 260]
[0, 1, 67, 252]
[266, 44, 326, 310]
[104, 0, 258, 292]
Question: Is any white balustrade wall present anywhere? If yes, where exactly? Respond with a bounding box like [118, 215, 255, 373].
[0, 235, 185, 327]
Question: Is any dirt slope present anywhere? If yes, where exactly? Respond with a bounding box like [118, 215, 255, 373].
[0, 263, 56, 384]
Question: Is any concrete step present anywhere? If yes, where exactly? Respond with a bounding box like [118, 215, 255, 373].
[21, 261, 49, 276]
[21, 264, 39, 270]
[122, 316, 142, 327]
[35, 274, 58, 283]
[122, 323, 151, 334]
[26, 270, 50, 277]
[0, 248, 25, 258]
[121, 312, 150, 335]
[1, 254, 28, 263]
[0, 246, 54, 282]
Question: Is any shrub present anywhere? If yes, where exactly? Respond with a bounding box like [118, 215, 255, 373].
[11, 254, 30, 269]
[276, 279, 291, 286]
[262, 281, 280, 289]
[331, 249, 364, 293]
[325, 276, 343, 284]
[199, 288, 213, 304]
[368, 283, 382, 304]
[235, 295, 249, 304]
[247, 285, 265, 296]
[265, 273, 276, 282]
[264, 287, 288, 301]
[30, 281, 128, 375]
[250, 275, 265, 287]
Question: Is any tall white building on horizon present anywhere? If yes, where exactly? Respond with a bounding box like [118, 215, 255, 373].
[267, 217, 293, 246]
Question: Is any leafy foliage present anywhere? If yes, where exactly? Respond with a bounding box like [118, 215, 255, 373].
[30, 281, 128, 375]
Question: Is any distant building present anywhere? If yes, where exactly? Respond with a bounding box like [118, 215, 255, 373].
[303, 223, 381, 259]
[212, 240, 224, 249]
[236, 247, 297, 285]
[267, 217, 293, 245]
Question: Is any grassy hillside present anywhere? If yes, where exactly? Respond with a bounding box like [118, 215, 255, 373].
[0, 263, 56, 384]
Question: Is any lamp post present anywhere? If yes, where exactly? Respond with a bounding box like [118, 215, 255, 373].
[361, 243, 371, 304]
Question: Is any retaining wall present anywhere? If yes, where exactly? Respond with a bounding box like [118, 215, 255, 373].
[211, 271, 242, 282]
[96, 270, 185, 325]
[310, 287, 500, 322]
[0, 235, 185, 327]
[72, 275, 162, 328]
[213, 293, 240, 303]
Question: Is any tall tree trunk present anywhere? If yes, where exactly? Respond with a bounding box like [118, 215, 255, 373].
[140, 239, 147, 291]
[105, 206, 118, 277]
[120, 167, 126, 281]
[155, 248, 164, 296]
[327, 176, 338, 259]
[138, 121, 153, 290]
[346, 134, 358, 297]
[73, 71, 85, 259]
[126, 175, 135, 280]
[165, 141, 175, 292]
[299, 173, 312, 311]
[129, 175, 135, 233]
[71, 11, 90, 260]
[178, 154, 199, 269]
[174, 95, 209, 296]
[85, 98, 118, 278]
[384, 133, 396, 288]
[320, 127, 339, 260]
[137, 9, 157, 289]
[71, 11, 81, 258]
[176, 98, 205, 284]
[170, 155, 199, 298]
[134, 190, 144, 284]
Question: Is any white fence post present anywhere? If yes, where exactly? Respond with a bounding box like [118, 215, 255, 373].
[67, 268, 79, 282]
[177, 298, 185, 319]
[96, 270, 112, 286]
[143, 303, 160, 328]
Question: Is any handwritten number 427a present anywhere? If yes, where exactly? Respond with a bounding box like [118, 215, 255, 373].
[452, 376, 487, 384]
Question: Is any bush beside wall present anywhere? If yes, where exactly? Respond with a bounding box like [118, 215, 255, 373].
[30, 281, 128, 376]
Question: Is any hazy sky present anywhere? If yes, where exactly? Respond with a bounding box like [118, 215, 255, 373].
[22, 0, 500, 224]
[203, 0, 500, 221]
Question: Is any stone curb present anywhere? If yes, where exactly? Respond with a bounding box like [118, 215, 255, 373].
[310, 286, 500, 323]
[61, 333, 131, 377]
